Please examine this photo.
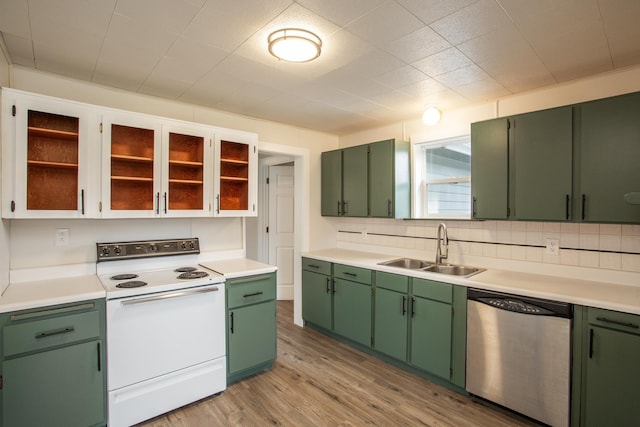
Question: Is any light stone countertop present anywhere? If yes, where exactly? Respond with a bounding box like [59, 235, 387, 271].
[0, 275, 106, 314]
[200, 258, 277, 279]
[304, 248, 640, 315]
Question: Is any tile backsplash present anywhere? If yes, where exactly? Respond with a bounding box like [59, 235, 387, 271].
[331, 218, 640, 274]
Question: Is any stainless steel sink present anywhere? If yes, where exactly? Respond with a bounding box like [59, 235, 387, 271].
[378, 258, 433, 269]
[422, 264, 484, 277]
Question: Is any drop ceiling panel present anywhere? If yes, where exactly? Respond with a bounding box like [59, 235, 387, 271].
[113, 0, 201, 35]
[28, 0, 115, 38]
[599, 0, 640, 68]
[412, 47, 473, 77]
[2, 34, 35, 67]
[345, 1, 425, 47]
[396, 0, 479, 25]
[381, 26, 452, 64]
[296, 0, 385, 27]
[0, 0, 31, 39]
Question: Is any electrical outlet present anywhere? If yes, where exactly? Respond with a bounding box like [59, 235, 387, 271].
[55, 228, 69, 247]
[545, 238, 559, 256]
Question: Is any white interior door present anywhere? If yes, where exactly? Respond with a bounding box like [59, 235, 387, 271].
[268, 165, 294, 300]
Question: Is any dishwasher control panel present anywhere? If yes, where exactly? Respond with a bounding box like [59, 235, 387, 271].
[480, 297, 553, 315]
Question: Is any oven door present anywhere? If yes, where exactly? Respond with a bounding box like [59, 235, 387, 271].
[107, 283, 225, 391]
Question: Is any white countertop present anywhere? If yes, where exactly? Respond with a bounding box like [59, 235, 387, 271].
[304, 249, 640, 315]
[200, 258, 277, 279]
[0, 275, 106, 314]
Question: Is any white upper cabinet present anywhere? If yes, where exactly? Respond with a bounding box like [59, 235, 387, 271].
[1, 88, 100, 218]
[213, 129, 258, 217]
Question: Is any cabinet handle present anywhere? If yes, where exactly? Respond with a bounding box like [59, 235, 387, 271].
[163, 192, 168, 214]
[595, 316, 639, 329]
[216, 194, 220, 214]
[230, 312, 234, 334]
[589, 328, 594, 359]
[243, 291, 264, 298]
[343, 201, 348, 215]
[411, 297, 415, 318]
[402, 296, 407, 316]
[307, 264, 320, 269]
[97, 342, 102, 372]
[581, 194, 586, 220]
[35, 326, 75, 339]
[156, 192, 160, 215]
[472, 197, 477, 218]
[326, 277, 331, 293]
[388, 199, 392, 217]
[81, 189, 85, 215]
[332, 279, 336, 295]
[565, 194, 570, 220]
[343, 272, 357, 278]
[337, 201, 342, 215]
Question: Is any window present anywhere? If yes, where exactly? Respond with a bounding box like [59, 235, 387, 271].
[413, 136, 471, 218]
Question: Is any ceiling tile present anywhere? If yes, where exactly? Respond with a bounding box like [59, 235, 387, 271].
[598, 0, 640, 68]
[455, 78, 511, 101]
[1, 33, 35, 66]
[0, 0, 31, 39]
[151, 37, 229, 83]
[430, 0, 512, 45]
[396, 0, 478, 25]
[373, 65, 428, 89]
[139, 74, 193, 99]
[104, 12, 177, 55]
[296, 0, 385, 27]
[114, 0, 200, 35]
[382, 26, 452, 63]
[345, 1, 425, 46]
[412, 47, 473, 77]
[433, 64, 491, 87]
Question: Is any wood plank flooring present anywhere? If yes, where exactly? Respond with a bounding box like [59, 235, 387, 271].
[140, 301, 538, 426]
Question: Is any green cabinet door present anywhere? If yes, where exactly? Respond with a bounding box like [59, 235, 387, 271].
[2, 340, 105, 427]
[373, 287, 408, 361]
[368, 139, 410, 218]
[512, 107, 573, 220]
[342, 145, 368, 217]
[471, 118, 509, 219]
[302, 269, 332, 330]
[410, 296, 452, 380]
[228, 300, 277, 376]
[580, 92, 640, 223]
[333, 278, 371, 346]
[321, 150, 343, 216]
[583, 325, 640, 426]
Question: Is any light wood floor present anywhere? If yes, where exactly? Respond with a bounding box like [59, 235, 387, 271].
[140, 301, 538, 426]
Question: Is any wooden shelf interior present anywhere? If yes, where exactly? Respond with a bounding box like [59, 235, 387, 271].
[27, 110, 79, 210]
[110, 124, 155, 210]
[168, 132, 204, 210]
[219, 140, 249, 211]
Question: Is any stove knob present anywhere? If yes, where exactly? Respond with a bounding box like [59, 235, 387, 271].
[114, 246, 121, 255]
[102, 247, 111, 257]
[190, 241, 195, 250]
[181, 242, 187, 250]
[149, 244, 158, 252]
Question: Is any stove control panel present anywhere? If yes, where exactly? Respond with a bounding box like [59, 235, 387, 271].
[97, 238, 200, 261]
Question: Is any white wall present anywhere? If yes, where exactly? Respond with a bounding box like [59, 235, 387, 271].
[0, 41, 10, 293]
[335, 65, 640, 285]
[5, 66, 339, 272]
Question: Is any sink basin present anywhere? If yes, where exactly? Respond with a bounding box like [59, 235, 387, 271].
[422, 264, 484, 278]
[378, 258, 433, 269]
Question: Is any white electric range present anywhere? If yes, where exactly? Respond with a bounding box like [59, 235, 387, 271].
[96, 238, 226, 427]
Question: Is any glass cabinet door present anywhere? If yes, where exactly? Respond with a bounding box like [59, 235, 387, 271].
[101, 113, 162, 217]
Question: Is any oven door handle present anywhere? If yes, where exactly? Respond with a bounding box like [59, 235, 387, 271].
[120, 286, 219, 306]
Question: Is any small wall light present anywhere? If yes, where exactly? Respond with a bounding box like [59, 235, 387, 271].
[268, 28, 322, 63]
[422, 106, 442, 126]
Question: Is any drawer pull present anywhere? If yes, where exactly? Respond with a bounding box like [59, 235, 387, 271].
[243, 291, 264, 298]
[230, 312, 235, 334]
[401, 296, 407, 316]
[307, 264, 321, 269]
[97, 342, 102, 372]
[343, 272, 357, 277]
[35, 326, 75, 339]
[595, 317, 639, 329]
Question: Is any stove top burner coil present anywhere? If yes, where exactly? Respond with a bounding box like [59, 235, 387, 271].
[177, 271, 209, 280]
[111, 273, 139, 281]
[175, 266, 197, 273]
[116, 280, 148, 288]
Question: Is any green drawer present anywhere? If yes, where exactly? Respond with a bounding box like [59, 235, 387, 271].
[227, 273, 276, 309]
[412, 278, 452, 304]
[375, 271, 409, 293]
[4, 310, 100, 357]
[302, 257, 331, 275]
[334, 264, 372, 285]
[588, 307, 640, 334]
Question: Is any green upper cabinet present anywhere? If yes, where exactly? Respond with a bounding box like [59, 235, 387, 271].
[512, 106, 573, 221]
[471, 118, 509, 219]
[342, 145, 368, 217]
[578, 92, 640, 223]
[321, 139, 410, 218]
[369, 139, 410, 218]
[321, 150, 342, 216]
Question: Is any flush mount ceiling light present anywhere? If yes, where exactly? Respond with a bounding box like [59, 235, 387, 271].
[268, 28, 322, 63]
[422, 106, 442, 126]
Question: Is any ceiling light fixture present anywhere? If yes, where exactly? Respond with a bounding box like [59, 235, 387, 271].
[422, 106, 442, 126]
[268, 28, 322, 63]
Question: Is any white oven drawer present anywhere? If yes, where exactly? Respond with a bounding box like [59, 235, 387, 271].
[107, 284, 225, 391]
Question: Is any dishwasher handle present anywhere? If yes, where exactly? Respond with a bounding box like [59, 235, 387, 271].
[468, 288, 572, 318]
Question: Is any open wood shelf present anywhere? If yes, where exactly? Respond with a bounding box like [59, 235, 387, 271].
[28, 126, 78, 140]
[111, 176, 154, 182]
[111, 154, 154, 163]
[169, 179, 203, 185]
[221, 176, 249, 182]
[220, 158, 249, 165]
[169, 159, 203, 167]
[28, 160, 78, 169]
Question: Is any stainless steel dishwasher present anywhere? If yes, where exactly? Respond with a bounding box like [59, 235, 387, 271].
[466, 288, 572, 427]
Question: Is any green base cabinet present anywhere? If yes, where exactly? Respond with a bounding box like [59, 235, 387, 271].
[302, 258, 333, 329]
[0, 299, 107, 427]
[373, 272, 409, 362]
[333, 278, 372, 347]
[578, 307, 640, 426]
[226, 272, 277, 383]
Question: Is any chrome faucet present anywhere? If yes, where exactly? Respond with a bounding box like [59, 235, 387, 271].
[435, 223, 448, 265]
